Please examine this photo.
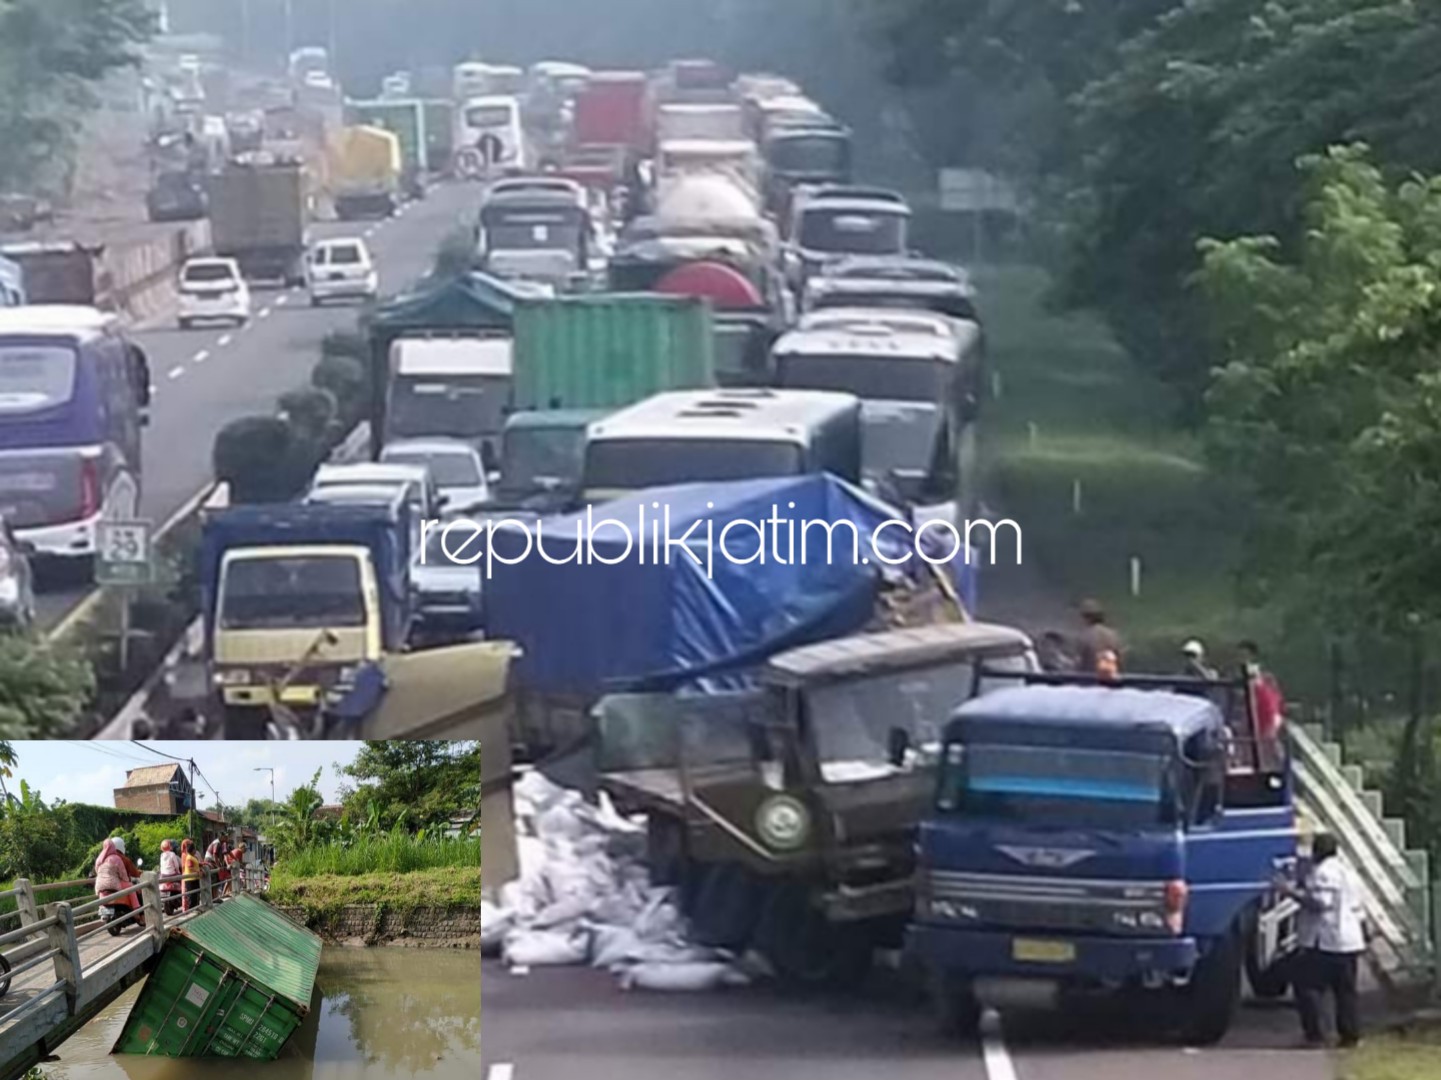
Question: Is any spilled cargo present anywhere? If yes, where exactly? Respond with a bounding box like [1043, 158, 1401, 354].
[111, 894, 322, 1060]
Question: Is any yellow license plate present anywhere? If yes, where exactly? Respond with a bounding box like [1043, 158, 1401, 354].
[1012, 938, 1076, 964]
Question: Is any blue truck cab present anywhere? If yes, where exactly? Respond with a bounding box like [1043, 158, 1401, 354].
[908, 674, 1299, 1045]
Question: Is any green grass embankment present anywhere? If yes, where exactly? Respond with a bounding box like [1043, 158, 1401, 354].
[268, 865, 480, 919]
[978, 265, 1274, 670]
[1341, 1024, 1441, 1080]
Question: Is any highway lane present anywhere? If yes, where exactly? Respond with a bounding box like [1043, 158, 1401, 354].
[481, 961, 1338, 1080]
[35, 182, 479, 627]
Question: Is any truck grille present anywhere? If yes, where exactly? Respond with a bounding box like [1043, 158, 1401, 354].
[922, 869, 1168, 936]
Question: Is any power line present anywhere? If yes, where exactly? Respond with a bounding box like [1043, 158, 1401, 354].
[130, 741, 191, 763]
[83, 742, 151, 766]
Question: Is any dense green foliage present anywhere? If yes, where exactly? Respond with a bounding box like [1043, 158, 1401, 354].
[280, 832, 477, 877]
[337, 741, 479, 830]
[0, 0, 155, 190]
[0, 639, 94, 738]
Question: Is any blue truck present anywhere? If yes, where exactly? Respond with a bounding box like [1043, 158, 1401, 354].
[908, 673, 1300, 1045]
[199, 500, 417, 738]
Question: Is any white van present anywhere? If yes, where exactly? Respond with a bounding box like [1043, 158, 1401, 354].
[306, 238, 379, 305]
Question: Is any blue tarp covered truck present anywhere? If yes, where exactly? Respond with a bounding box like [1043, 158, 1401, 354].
[199, 502, 416, 737]
[483, 473, 978, 757]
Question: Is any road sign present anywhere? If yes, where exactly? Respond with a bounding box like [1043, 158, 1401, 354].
[938, 168, 1020, 213]
[96, 519, 154, 587]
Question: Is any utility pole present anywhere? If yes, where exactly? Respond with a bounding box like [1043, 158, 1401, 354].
[254, 767, 276, 836]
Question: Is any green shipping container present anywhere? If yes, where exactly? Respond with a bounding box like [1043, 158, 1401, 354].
[512, 294, 715, 412]
[112, 894, 323, 1060]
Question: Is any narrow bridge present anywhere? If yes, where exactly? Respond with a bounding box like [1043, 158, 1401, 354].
[0, 866, 264, 1079]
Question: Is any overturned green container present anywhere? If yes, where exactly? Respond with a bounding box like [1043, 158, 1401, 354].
[112, 894, 322, 1059]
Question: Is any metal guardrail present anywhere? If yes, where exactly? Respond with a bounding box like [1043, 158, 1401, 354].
[0, 864, 268, 1076]
[1289, 723, 1434, 983]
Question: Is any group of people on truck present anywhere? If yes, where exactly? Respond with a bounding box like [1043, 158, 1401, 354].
[94, 834, 256, 924]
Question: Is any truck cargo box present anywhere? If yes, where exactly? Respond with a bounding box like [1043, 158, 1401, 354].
[511, 293, 714, 412]
[0, 242, 108, 306]
[206, 164, 307, 281]
[486, 474, 963, 696]
[112, 895, 322, 1060]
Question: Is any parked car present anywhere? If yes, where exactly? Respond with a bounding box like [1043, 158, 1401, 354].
[306, 238, 379, 306]
[177, 257, 251, 328]
[0, 516, 35, 631]
[380, 438, 490, 512]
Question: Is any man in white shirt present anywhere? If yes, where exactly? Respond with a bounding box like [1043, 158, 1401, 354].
[1289, 833, 1365, 1048]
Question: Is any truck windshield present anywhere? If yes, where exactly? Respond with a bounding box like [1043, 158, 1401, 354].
[938, 742, 1177, 829]
[466, 105, 514, 128]
[769, 136, 849, 176]
[484, 213, 584, 251]
[798, 209, 906, 256]
[584, 437, 803, 489]
[813, 291, 978, 322]
[501, 427, 587, 492]
[389, 375, 509, 440]
[777, 355, 947, 403]
[807, 664, 979, 778]
[219, 556, 365, 630]
[384, 450, 480, 487]
[0, 345, 77, 413]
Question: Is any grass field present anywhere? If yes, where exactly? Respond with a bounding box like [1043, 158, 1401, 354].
[1340, 1024, 1441, 1080]
[976, 265, 1275, 671]
[278, 834, 479, 877]
[269, 865, 480, 916]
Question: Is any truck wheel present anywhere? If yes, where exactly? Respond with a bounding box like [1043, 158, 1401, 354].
[754, 884, 872, 990]
[1175, 928, 1243, 1046]
[931, 971, 982, 1037]
[1244, 946, 1291, 1000]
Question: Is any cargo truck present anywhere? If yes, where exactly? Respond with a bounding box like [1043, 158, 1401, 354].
[330, 125, 402, 219]
[346, 98, 439, 194]
[0, 242, 108, 306]
[200, 501, 417, 739]
[571, 72, 650, 153]
[206, 162, 308, 284]
[510, 293, 714, 412]
[910, 672, 1300, 1045]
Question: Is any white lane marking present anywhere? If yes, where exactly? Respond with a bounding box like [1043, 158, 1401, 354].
[217, 333, 233, 347]
[192, 350, 210, 364]
[166, 365, 185, 380]
[980, 1010, 1018, 1080]
[508, 964, 530, 976]
[364, 227, 376, 238]
[276, 294, 290, 306]
[487, 1066, 514, 1080]
[259, 307, 272, 319]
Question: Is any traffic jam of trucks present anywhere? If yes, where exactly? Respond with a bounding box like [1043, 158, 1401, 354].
[0, 45, 1333, 1050]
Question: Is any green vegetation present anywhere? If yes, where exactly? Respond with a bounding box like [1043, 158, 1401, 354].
[281, 833, 478, 877]
[1342, 1024, 1441, 1080]
[269, 866, 480, 917]
[0, 637, 95, 738]
[0, 0, 155, 191]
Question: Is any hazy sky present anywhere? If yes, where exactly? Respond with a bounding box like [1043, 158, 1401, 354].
[6, 742, 364, 809]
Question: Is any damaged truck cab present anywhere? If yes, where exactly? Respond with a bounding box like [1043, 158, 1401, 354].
[601, 622, 1036, 984]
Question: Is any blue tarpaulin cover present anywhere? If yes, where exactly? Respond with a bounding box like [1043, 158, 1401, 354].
[484, 474, 976, 695]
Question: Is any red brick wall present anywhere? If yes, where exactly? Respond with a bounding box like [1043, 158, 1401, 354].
[113, 786, 178, 816]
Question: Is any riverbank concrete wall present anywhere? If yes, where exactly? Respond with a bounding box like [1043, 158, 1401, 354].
[278, 904, 480, 947]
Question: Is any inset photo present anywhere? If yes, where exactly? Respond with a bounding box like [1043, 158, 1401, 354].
[0, 739, 478, 1078]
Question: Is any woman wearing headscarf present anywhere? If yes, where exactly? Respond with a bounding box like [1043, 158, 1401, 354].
[93, 837, 146, 929]
[180, 838, 201, 912]
[158, 840, 181, 915]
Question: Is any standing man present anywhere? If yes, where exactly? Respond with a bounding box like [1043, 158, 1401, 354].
[1181, 639, 1219, 680]
[1240, 640, 1286, 768]
[1286, 833, 1366, 1048]
[1076, 599, 1123, 676]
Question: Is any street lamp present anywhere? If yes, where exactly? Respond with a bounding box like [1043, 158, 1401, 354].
[254, 767, 276, 834]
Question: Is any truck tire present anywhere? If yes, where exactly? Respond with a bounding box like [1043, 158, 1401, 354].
[753, 883, 873, 990]
[1175, 928, 1243, 1046]
[931, 971, 982, 1037]
[1244, 946, 1291, 1000]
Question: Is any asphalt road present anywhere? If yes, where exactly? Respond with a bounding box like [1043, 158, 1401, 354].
[480, 960, 1339, 1080]
[35, 181, 479, 627]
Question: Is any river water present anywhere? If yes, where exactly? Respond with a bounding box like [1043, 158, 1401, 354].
[37, 949, 480, 1080]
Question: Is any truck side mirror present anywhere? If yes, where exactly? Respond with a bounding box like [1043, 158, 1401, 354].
[887, 726, 911, 768]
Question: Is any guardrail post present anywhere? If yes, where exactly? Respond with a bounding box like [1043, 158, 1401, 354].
[140, 870, 164, 940]
[45, 902, 80, 1005]
[198, 868, 212, 911]
[14, 878, 39, 941]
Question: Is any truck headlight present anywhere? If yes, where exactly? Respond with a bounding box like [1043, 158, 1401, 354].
[215, 669, 252, 686]
[753, 795, 810, 851]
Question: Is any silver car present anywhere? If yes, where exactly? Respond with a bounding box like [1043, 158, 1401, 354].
[379, 439, 490, 513]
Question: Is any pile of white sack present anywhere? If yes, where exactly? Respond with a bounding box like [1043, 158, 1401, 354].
[481, 771, 757, 992]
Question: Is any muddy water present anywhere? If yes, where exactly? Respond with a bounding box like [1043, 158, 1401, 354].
[39, 949, 480, 1080]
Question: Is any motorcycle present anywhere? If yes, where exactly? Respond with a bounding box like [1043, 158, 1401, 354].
[98, 857, 145, 936]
